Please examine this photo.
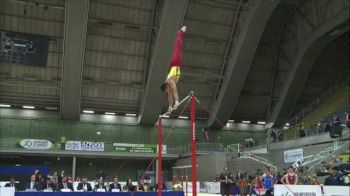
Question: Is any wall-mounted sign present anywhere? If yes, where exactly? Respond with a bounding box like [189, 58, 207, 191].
[283, 148, 304, 163]
[65, 141, 104, 152]
[19, 139, 53, 150]
[113, 143, 166, 154]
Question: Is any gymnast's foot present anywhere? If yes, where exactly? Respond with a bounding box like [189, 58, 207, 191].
[173, 100, 179, 111]
[167, 106, 173, 115]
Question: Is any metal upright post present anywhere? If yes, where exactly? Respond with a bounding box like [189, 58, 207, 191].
[157, 118, 162, 196]
[190, 92, 197, 196]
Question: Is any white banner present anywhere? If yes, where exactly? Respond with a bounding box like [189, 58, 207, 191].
[323, 185, 350, 196]
[65, 141, 104, 152]
[274, 184, 321, 196]
[182, 182, 200, 193]
[0, 187, 15, 196]
[19, 139, 53, 150]
[206, 182, 220, 194]
[283, 148, 304, 163]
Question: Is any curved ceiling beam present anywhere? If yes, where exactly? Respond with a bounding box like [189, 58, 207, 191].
[207, 0, 280, 128]
[269, 0, 349, 127]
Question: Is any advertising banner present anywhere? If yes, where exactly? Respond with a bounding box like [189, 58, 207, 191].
[274, 184, 321, 196]
[19, 139, 53, 150]
[65, 141, 104, 152]
[113, 143, 166, 154]
[283, 148, 304, 163]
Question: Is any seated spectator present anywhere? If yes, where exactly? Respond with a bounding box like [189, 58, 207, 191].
[329, 155, 341, 165]
[77, 177, 92, 192]
[57, 177, 74, 191]
[300, 173, 310, 185]
[49, 171, 58, 187]
[5, 177, 20, 191]
[25, 175, 41, 191]
[333, 113, 340, 126]
[136, 179, 145, 192]
[42, 178, 56, 191]
[125, 178, 135, 192]
[94, 179, 107, 192]
[109, 176, 122, 192]
[324, 166, 343, 185]
[310, 176, 320, 185]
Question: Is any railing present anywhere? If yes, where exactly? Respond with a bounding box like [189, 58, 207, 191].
[0, 139, 225, 155]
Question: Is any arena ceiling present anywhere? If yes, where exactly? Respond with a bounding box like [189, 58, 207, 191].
[0, 0, 349, 128]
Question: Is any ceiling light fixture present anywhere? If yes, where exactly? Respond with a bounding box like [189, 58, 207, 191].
[242, 120, 250, 124]
[228, 120, 234, 123]
[179, 116, 189, 119]
[125, 113, 137, 117]
[22, 105, 35, 109]
[257, 121, 266, 125]
[105, 112, 116, 115]
[83, 110, 94, 114]
[0, 104, 11, 108]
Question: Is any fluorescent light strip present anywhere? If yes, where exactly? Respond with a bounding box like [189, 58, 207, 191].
[162, 115, 170, 118]
[46, 106, 58, 110]
[228, 120, 234, 123]
[242, 120, 250, 124]
[22, 105, 35, 109]
[83, 110, 94, 114]
[125, 113, 137, 117]
[285, 123, 290, 126]
[0, 104, 11, 108]
[105, 112, 116, 115]
[257, 121, 266, 125]
[178, 116, 189, 119]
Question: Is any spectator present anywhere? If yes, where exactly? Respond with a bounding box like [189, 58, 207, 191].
[96, 170, 106, 180]
[77, 177, 92, 192]
[109, 176, 122, 192]
[125, 178, 135, 192]
[277, 130, 284, 141]
[235, 169, 243, 181]
[300, 173, 310, 185]
[324, 167, 343, 185]
[246, 175, 254, 195]
[42, 178, 56, 191]
[25, 175, 41, 191]
[58, 176, 74, 191]
[324, 120, 331, 132]
[333, 113, 340, 126]
[136, 179, 145, 192]
[310, 176, 320, 185]
[237, 174, 247, 195]
[50, 172, 58, 187]
[34, 169, 40, 182]
[94, 179, 107, 192]
[299, 124, 306, 137]
[262, 170, 273, 196]
[274, 172, 283, 184]
[282, 166, 298, 185]
[329, 155, 341, 165]
[219, 167, 232, 196]
[270, 131, 276, 142]
[5, 177, 20, 191]
[58, 170, 65, 184]
[344, 112, 350, 128]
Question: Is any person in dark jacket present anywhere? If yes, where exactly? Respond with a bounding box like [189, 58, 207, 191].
[77, 177, 92, 192]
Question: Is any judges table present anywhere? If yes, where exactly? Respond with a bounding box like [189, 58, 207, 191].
[15, 192, 185, 196]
